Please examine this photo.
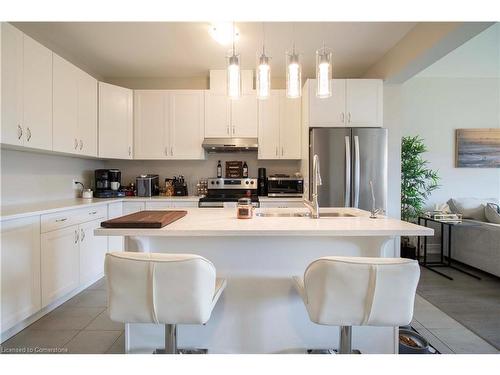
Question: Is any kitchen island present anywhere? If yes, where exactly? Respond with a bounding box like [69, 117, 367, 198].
[95, 207, 432, 354]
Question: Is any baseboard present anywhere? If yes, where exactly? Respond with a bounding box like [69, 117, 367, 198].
[0, 275, 103, 343]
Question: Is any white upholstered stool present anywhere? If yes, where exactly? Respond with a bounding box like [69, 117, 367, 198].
[293, 256, 420, 354]
[105, 252, 226, 354]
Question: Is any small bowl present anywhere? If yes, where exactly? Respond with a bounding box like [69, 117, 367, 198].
[399, 329, 430, 354]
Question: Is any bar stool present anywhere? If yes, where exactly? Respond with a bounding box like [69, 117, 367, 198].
[293, 256, 420, 354]
[105, 252, 226, 354]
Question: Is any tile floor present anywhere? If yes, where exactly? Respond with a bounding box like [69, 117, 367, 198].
[1, 275, 498, 354]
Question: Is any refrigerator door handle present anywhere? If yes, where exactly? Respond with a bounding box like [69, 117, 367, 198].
[344, 136, 351, 207]
[353, 135, 360, 208]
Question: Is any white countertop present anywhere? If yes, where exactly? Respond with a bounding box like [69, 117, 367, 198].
[0, 196, 199, 221]
[0, 195, 304, 221]
[94, 207, 433, 237]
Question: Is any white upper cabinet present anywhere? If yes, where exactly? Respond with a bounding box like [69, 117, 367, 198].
[205, 91, 258, 138]
[53, 55, 79, 154]
[258, 90, 301, 160]
[306, 79, 346, 127]
[22, 34, 53, 150]
[77, 70, 98, 156]
[53, 55, 98, 156]
[169, 90, 205, 159]
[99, 82, 133, 159]
[345, 79, 383, 127]
[134, 90, 167, 159]
[1, 23, 24, 146]
[303, 79, 382, 128]
[1, 23, 52, 150]
[134, 90, 205, 160]
[204, 92, 231, 137]
[231, 93, 258, 137]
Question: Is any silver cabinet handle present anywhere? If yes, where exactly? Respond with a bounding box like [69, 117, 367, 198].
[227, 125, 230, 135]
[74, 229, 79, 244]
[341, 112, 345, 123]
[80, 228, 85, 242]
[275, 146, 278, 156]
[353, 135, 360, 208]
[74, 138, 78, 150]
[165, 147, 168, 156]
[79, 140, 83, 150]
[232, 126, 235, 135]
[55, 218, 67, 222]
[26, 127, 31, 142]
[347, 112, 352, 123]
[344, 136, 351, 207]
[17, 125, 23, 140]
[281, 147, 284, 156]
[128, 146, 131, 156]
[171, 146, 174, 156]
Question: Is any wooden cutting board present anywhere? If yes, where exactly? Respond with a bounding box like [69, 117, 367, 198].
[101, 210, 187, 228]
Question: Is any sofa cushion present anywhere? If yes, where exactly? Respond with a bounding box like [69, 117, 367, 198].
[485, 203, 500, 224]
[447, 198, 498, 221]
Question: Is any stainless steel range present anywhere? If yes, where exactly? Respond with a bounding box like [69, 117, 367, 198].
[198, 178, 259, 208]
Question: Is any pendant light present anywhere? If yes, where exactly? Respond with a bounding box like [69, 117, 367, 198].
[316, 42, 333, 98]
[256, 23, 271, 100]
[286, 24, 302, 98]
[227, 22, 241, 100]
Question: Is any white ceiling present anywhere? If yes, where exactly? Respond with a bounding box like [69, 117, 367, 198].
[13, 22, 416, 79]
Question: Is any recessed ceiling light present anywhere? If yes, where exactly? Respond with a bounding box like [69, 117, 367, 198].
[209, 22, 240, 46]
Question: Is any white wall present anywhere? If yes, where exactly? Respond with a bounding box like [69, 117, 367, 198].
[401, 24, 500, 210]
[1, 149, 104, 205]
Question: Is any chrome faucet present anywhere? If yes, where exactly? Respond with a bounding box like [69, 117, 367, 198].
[369, 180, 383, 219]
[304, 154, 322, 219]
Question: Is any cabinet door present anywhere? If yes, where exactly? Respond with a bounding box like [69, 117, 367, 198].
[258, 91, 280, 159]
[307, 79, 346, 127]
[231, 93, 258, 137]
[79, 220, 108, 286]
[280, 95, 301, 159]
[1, 23, 24, 146]
[170, 90, 205, 159]
[134, 90, 167, 159]
[346, 79, 383, 127]
[53, 54, 78, 154]
[99, 82, 133, 159]
[204, 92, 231, 138]
[78, 70, 98, 156]
[23, 34, 53, 150]
[122, 202, 145, 215]
[107, 202, 124, 252]
[41, 227, 80, 307]
[1, 216, 41, 333]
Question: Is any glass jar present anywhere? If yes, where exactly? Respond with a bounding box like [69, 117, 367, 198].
[237, 198, 253, 219]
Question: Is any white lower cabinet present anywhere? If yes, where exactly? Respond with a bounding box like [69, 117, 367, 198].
[123, 202, 145, 214]
[79, 219, 108, 286]
[1, 216, 41, 334]
[41, 227, 80, 308]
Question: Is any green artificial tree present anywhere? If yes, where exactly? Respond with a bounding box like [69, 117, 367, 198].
[401, 136, 440, 223]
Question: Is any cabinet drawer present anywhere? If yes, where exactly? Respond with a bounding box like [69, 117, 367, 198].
[41, 205, 107, 233]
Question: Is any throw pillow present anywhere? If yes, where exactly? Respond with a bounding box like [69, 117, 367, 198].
[485, 203, 500, 224]
[447, 198, 497, 221]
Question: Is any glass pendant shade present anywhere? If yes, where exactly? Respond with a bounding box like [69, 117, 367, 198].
[316, 47, 333, 98]
[256, 54, 271, 99]
[227, 53, 241, 99]
[286, 52, 302, 98]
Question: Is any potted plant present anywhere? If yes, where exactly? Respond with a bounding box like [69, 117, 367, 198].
[401, 135, 439, 259]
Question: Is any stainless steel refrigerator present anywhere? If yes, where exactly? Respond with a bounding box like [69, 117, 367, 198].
[309, 127, 388, 211]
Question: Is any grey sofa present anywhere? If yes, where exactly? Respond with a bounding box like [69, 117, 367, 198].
[447, 198, 500, 278]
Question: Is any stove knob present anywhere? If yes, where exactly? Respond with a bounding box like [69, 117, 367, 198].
[211, 181, 215, 185]
[216, 181, 220, 185]
[245, 180, 249, 185]
[250, 180, 255, 185]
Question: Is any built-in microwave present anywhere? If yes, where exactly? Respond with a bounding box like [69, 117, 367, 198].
[267, 176, 304, 197]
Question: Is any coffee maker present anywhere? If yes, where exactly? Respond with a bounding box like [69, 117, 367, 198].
[94, 169, 125, 198]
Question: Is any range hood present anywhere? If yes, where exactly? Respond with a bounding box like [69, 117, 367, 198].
[202, 138, 258, 153]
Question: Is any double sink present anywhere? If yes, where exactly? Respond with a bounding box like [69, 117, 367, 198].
[255, 210, 356, 218]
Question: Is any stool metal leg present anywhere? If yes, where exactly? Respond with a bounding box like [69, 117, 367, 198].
[154, 324, 177, 354]
[339, 326, 352, 354]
